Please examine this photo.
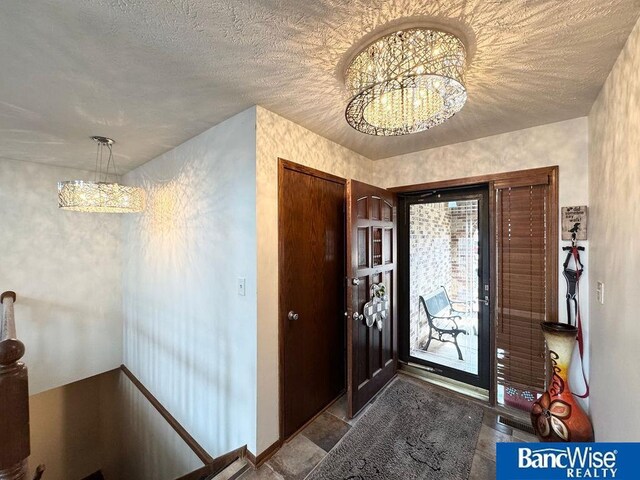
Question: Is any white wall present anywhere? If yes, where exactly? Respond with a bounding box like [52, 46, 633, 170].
[255, 106, 375, 454]
[588, 16, 640, 441]
[122, 107, 258, 456]
[373, 118, 591, 403]
[0, 158, 122, 394]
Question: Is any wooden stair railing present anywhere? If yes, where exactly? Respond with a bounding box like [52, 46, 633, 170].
[0, 291, 43, 480]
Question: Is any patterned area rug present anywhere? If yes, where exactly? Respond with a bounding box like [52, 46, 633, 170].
[306, 378, 483, 480]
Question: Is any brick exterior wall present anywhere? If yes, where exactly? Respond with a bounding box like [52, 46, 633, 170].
[409, 200, 479, 351]
[449, 200, 479, 303]
[409, 203, 452, 349]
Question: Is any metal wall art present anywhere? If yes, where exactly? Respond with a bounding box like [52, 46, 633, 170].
[363, 283, 389, 331]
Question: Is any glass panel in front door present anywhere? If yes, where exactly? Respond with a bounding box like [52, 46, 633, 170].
[409, 199, 480, 375]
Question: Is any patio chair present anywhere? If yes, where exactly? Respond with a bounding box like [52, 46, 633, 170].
[419, 286, 468, 361]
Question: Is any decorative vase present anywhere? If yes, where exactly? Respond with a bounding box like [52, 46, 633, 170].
[531, 322, 594, 442]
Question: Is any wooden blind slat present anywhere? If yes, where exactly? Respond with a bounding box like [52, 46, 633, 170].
[497, 366, 546, 380]
[496, 344, 546, 360]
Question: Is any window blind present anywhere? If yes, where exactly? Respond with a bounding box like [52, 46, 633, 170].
[495, 173, 556, 406]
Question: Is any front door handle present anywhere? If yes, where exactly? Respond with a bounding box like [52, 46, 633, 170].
[288, 311, 299, 321]
[477, 296, 489, 306]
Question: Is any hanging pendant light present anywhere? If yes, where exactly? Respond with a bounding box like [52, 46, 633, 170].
[345, 27, 467, 136]
[58, 136, 145, 213]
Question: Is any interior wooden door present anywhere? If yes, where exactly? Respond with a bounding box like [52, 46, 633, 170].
[279, 160, 346, 440]
[346, 180, 397, 417]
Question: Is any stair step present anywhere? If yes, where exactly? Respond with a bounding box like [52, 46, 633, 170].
[209, 457, 250, 480]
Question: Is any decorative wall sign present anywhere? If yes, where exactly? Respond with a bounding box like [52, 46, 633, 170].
[561, 206, 588, 241]
[363, 283, 389, 331]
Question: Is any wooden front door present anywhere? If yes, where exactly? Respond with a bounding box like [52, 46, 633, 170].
[346, 180, 397, 417]
[279, 160, 346, 440]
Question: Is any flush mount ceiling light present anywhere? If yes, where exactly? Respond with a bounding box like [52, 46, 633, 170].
[345, 27, 467, 136]
[58, 136, 145, 213]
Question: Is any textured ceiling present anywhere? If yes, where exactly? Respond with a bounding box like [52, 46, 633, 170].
[1, 0, 639, 171]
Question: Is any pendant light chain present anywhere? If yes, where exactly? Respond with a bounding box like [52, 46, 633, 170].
[90, 138, 120, 182]
[99, 142, 104, 181]
[94, 141, 100, 182]
[104, 142, 118, 182]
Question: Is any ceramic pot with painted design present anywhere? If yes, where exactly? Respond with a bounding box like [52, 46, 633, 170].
[531, 322, 594, 442]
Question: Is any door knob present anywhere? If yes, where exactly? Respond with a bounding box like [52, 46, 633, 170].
[352, 278, 361, 286]
[288, 311, 299, 321]
[352, 312, 363, 321]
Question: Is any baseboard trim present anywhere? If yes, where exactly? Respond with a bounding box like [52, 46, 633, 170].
[176, 446, 246, 480]
[246, 439, 282, 468]
[249, 390, 346, 469]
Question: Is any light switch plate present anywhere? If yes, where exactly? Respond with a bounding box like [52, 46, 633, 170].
[238, 277, 246, 296]
[596, 281, 604, 305]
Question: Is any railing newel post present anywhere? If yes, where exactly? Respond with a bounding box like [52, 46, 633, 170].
[0, 291, 31, 480]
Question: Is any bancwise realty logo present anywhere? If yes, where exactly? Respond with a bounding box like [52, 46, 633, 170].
[497, 443, 640, 479]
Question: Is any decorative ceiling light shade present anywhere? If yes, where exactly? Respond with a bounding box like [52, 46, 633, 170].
[345, 28, 467, 136]
[58, 136, 145, 213]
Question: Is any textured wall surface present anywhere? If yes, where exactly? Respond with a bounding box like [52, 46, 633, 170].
[122, 107, 258, 456]
[29, 369, 203, 479]
[29, 372, 106, 479]
[255, 106, 375, 453]
[0, 1, 638, 170]
[107, 370, 204, 479]
[588, 17, 640, 441]
[0, 158, 122, 394]
[374, 118, 591, 403]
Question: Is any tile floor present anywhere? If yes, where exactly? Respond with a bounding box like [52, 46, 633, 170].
[236, 374, 537, 480]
